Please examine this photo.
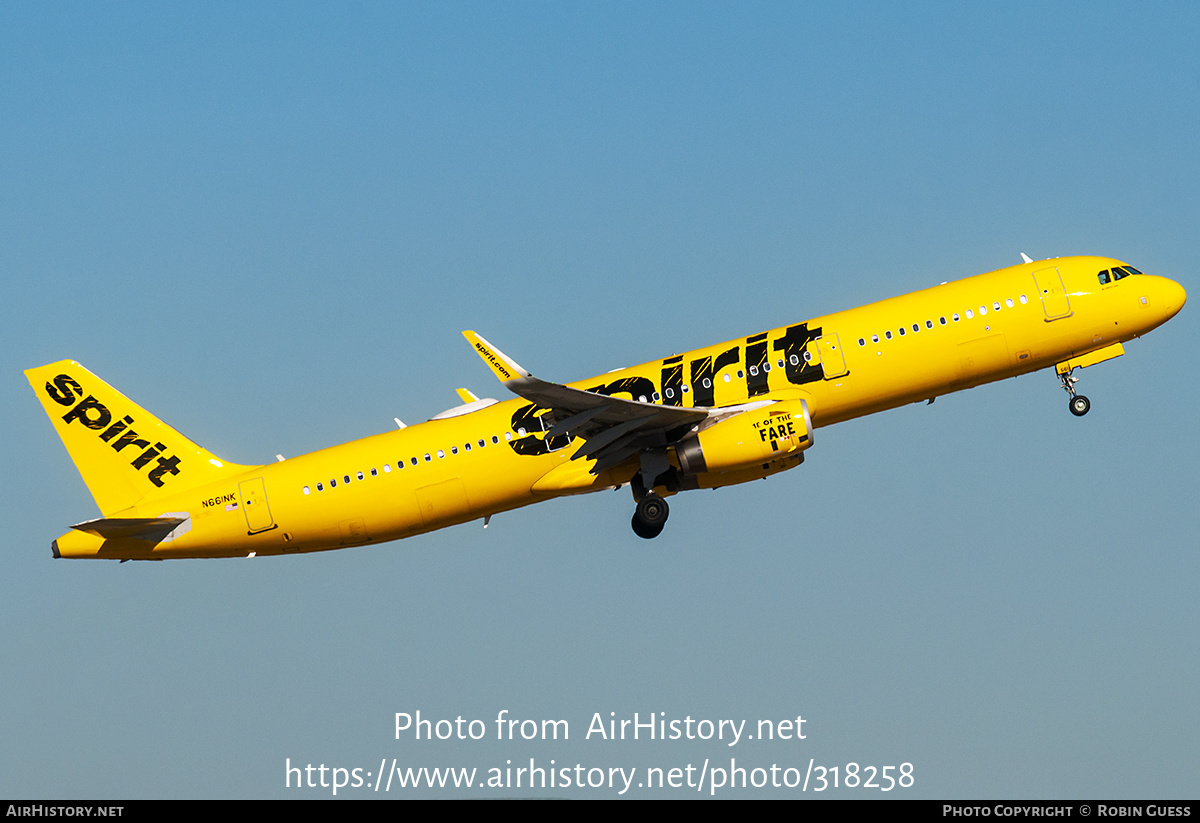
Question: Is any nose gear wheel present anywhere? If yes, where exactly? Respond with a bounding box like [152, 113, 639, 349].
[1059, 368, 1090, 417]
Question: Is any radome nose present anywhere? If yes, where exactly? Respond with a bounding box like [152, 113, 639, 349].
[1165, 278, 1187, 316]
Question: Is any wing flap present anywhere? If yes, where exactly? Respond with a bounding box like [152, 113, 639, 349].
[570, 415, 656, 461]
[545, 406, 607, 439]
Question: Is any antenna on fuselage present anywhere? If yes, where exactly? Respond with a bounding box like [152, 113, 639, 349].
[1020, 252, 1033, 264]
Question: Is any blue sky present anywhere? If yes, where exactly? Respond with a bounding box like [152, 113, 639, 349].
[3, 1, 1197, 798]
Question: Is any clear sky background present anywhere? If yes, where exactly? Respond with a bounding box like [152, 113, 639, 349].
[2, 1, 1197, 799]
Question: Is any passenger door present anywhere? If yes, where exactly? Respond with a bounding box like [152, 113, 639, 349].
[1032, 267, 1073, 320]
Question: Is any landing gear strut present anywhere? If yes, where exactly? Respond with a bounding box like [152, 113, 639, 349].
[1059, 368, 1090, 417]
[631, 493, 669, 539]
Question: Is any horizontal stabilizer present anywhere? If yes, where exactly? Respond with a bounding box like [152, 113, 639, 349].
[71, 516, 188, 542]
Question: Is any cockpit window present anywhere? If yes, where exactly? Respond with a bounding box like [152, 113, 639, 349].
[1099, 266, 1139, 285]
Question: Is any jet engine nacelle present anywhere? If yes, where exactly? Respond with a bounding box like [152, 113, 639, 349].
[676, 399, 813, 477]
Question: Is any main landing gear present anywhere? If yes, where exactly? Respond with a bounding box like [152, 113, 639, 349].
[630, 451, 672, 539]
[631, 493, 669, 539]
[1059, 368, 1091, 417]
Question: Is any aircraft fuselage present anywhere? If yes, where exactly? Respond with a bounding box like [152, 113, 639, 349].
[30, 255, 1186, 559]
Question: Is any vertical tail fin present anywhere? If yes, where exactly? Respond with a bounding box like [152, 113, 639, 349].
[25, 360, 255, 516]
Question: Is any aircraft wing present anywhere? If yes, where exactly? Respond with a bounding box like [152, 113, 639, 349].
[463, 331, 709, 474]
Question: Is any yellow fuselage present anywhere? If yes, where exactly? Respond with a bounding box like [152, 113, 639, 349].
[46, 256, 1186, 559]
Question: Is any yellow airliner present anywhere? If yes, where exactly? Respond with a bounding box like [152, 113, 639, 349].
[27, 255, 1186, 559]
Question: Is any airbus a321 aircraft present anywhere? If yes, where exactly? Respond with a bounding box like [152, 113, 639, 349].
[27, 255, 1185, 559]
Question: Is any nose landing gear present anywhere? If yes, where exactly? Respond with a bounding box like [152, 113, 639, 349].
[1059, 369, 1091, 416]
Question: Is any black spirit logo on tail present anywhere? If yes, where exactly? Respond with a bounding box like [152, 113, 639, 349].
[44, 373, 183, 487]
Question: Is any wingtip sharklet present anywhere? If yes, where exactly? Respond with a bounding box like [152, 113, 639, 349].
[462, 330, 532, 383]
